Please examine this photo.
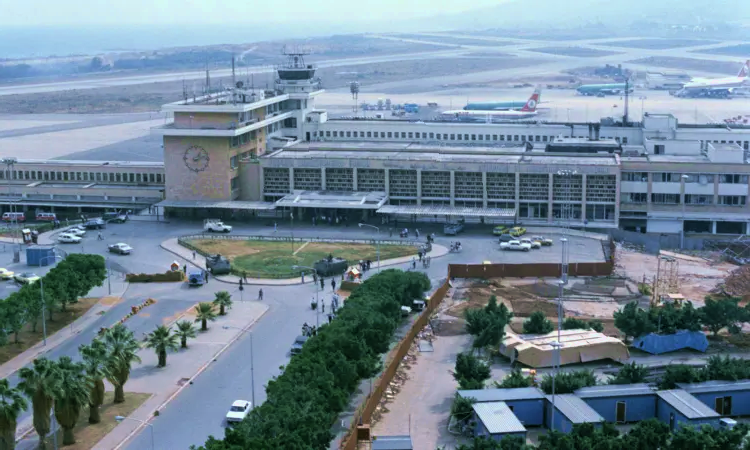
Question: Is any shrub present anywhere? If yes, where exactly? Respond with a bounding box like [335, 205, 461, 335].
[523, 311, 554, 334]
[540, 369, 596, 395]
[126, 271, 184, 282]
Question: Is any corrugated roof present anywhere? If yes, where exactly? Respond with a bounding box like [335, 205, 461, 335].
[372, 435, 413, 450]
[546, 394, 604, 423]
[472, 402, 527, 434]
[575, 383, 654, 398]
[378, 205, 515, 218]
[657, 390, 720, 419]
[458, 387, 545, 402]
[677, 379, 750, 394]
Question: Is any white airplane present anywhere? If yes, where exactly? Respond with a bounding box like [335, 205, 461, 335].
[441, 88, 541, 122]
[680, 60, 750, 91]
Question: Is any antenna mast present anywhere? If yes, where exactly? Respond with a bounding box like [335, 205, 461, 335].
[623, 77, 630, 126]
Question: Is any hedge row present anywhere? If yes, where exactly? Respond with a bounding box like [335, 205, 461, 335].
[197, 269, 431, 450]
[126, 271, 184, 283]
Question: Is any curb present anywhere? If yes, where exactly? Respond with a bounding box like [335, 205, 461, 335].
[111, 305, 270, 450]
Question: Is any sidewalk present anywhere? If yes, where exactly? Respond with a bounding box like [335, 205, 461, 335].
[160, 238, 449, 286]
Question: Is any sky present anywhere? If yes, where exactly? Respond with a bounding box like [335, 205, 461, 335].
[0, 0, 506, 26]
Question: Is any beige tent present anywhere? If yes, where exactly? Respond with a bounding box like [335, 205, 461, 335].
[500, 329, 629, 368]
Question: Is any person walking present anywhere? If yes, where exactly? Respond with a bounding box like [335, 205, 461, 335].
[97, 231, 104, 240]
[273, 222, 277, 232]
[321, 302, 325, 313]
[331, 279, 336, 291]
[192, 251, 196, 260]
[243, 271, 247, 282]
[320, 278, 325, 290]
[258, 288, 264, 301]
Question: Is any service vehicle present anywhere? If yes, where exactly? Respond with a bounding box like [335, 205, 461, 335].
[2, 212, 25, 222]
[509, 226, 527, 237]
[15, 272, 40, 284]
[225, 400, 252, 424]
[500, 240, 531, 252]
[57, 233, 82, 244]
[204, 218, 232, 233]
[108, 243, 133, 255]
[520, 238, 541, 249]
[35, 212, 57, 221]
[532, 236, 554, 246]
[0, 268, 14, 280]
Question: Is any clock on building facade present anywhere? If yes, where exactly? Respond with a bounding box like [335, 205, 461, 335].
[183, 145, 210, 172]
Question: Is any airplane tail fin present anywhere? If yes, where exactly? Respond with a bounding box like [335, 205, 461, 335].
[520, 88, 541, 112]
[739, 60, 750, 78]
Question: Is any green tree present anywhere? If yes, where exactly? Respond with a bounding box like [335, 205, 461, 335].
[145, 325, 179, 368]
[175, 320, 197, 349]
[621, 418, 670, 450]
[212, 291, 233, 316]
[666, 423, 750, 450]
[194, 302, 217, 331]
[0, 298, 25, 344]
[465, 296, 513, 351]
[17, 358, 62, 450]
[454, 353, 491, 390]
[451, 394, 476, 428]
[496, 368, 534, 388]
[78, 340, 110, 424]
[699, 298, 741, 336]
[609, 362, 649, 385]
[53, 356, 91, 445]
[0, 379, 28, 450]
[701, 355, 750, 381]
[587, 320, 604, 333]
[102, 323, 142, 403]
[677, 301, 702, 332]
[523, 311, 554, 334]
[456, 436, 533, 450]
[614, 301, 652, 342]
[562, 317, 589, 330]
[658, 364, 702, 390]
[649, 302, 682, 334]
[540, 369, 596, 395]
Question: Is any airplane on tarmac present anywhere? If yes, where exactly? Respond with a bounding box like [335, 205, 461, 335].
[576, 83, 633, 96]
[463, 88, 543, 111]
[441, 88, 541, 122]
[675, 60, 750, 97]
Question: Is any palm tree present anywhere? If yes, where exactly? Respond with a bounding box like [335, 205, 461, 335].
[212, 291, 233, 316]
[17, 358, 62, 450]
[102, 323, 142, 403]
[194, 302, 217, 331]
[78, 339, 110, 424]
[0, 379, 28, 450]
[53, 356, 91, 446]
[175, 320, 197, 349]
[145, 325, 179, 368]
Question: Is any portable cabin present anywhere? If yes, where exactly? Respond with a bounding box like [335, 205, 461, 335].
[471, 402, 527, 442]
[458, 387, 545, 426]
[545, 394, 604, 433]
[574, 383, 656, 423]
[677, 380, 750, 417]
[632, 330, 708, 355]
[656, 389, 721, 431]
[371, 435, 413, 450]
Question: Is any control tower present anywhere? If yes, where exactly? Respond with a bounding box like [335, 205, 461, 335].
[275, 50, 322, 94]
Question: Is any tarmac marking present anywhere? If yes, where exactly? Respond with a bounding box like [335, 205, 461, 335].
[292, 241, 309, 255]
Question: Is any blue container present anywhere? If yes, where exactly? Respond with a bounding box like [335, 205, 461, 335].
[632, 330, 708, 355]
[26, 246, 56, 267]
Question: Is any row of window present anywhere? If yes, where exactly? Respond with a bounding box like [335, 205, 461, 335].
[315, 129, 629, 144]
[230, 129, 258, 148]
[0, 169, 162, 184]
[623, 172, 749, 184]
[636, 193, 747, 206]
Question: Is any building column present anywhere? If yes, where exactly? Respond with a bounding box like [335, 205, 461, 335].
[482, 172, 488, 208]
[515, 172, 521, 218]
[547, 173, 554, 224]
[713, 221, 718, 234]
[416, 169, 422, 206]
[352, 168, 358, 191]
[384, 169, 390, 197]
[321, 168, 326, 191]
[289, 168, 295, 192]
[614, 172, 621, 226]
[450, 171, 455, 207]
[581, 174, 587, 223]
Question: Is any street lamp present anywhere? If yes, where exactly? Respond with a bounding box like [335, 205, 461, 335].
[293, 265, 319, 326]
[38, 253, 64, 346]
[358, 223, 381, 272]
[222, 325, 255, 408]
[638, 96, 647, 120]
[549, 340, 563, 430]
[3, 157, 19, 262]
[681, 174, 689, 249]
[290, 210, 295, 254]
[115, 416, 154, 450]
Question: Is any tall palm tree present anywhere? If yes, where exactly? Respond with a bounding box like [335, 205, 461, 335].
[78, 339, 110, 424]
[194, 302, 217, 331]
[53, 356, 91, 446]
[0, 379, 28, 450]
[145, 325, 179, 368]
[174, 320, 197, 349]
[17, 358, 62, 450]
[212, 291, 233, 316]
[102, 323, 141, 404]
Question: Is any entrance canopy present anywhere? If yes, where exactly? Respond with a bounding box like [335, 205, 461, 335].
[275, 191, 388, 210]
[377, 204, 516, 218]
[156, 199, 277, 210]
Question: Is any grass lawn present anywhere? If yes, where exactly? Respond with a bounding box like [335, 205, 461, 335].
[0, 297, 101, 365]
[186, 240, 418, 278]
[49, 391, 152, 449]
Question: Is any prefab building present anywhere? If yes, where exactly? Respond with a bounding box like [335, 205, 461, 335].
[656, 389, 721, 431]
[459, 387, 546, 426]
[545, 394, 604, 433]
[574, 383, 656, 423]
[677, 380, 750, 417]
[471, 402, 527, 442]
[371, 435, 413, 450]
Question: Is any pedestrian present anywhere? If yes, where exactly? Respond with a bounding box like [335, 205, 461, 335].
[204, 271, 209, 283]
[183, 264, 187, 274]
[274, 222, 277, 232]
[321, 302, 325, 313]
[192, 251, 196, 260]
[418, 251, 423, 262]
[313, 272, 318, 284]
[328, 314, 333, 324]
[416, 229, 420, 238]
[258, 288, 263, 301]
[97, 231, 103, 240]
[320, 278, 325, 290]
[331, 279, 336, 291]
[301, 272, 305, 283]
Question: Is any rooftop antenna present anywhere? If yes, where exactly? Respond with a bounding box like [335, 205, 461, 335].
[623, 77, 630, 126]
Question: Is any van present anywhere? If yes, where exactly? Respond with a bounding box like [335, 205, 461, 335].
[2, 212, 25, 223]
[35, 212, 57, 221]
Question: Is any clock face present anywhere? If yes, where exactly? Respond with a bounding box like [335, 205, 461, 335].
[183, 145, 209, 172]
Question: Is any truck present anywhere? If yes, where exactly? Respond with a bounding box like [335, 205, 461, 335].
[204, 218, 232, 233]
[500, 240, 531, 252]
[205, 254, 232, 275]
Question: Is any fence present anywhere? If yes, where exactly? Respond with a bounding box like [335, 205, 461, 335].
[340, 279, 451, 450]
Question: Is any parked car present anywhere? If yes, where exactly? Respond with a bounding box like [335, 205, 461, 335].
[532, 236, 554, 246]
[0, 268, 14, 280]
[444, 222, 464, 235]
[290, 335, 309, 355]
[509, 226, 527, 237]
[497, 234, 515, 243]
[83, 218, 106, 230]
[58, 233, 82, 244]
[66, 227, 86, 236]
[204, 218, 232, 233]
[500, 240, 531, 252]
[103, 212, 128, 223]
[520, 238, 541, 249]
[108, 243, 133, 255]
[492, 226, 509, 236]
[15, 272, 40, 284]
[225, 400, 252, 424]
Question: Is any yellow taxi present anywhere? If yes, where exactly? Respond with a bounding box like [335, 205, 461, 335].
[509, 226, 527, 237]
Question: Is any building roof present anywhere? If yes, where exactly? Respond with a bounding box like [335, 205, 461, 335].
[677, 379, 750, 394]
[657, 390, 721, 419]
[546, 394, 604, 424]
[156, 199, 277, 210]
[458, 387, 545, 402]
[371, 435, 413, 450]
[275, 190, 388, 210]
[471, 402, 527, 434]
[377, 204, 515, 218]
[575, 383, 654, 398]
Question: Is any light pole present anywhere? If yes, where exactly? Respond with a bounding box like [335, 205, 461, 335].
[293, 264, 319, 326]
[290, 210, 295, 254]
[223, 325, 255, 408]
[681, 174, 689, 249]
[358, 223, 380, 272]
[38, 253, 63, 346]
[115, 416, 154, 450]
[638, 96, 647, 120]
[3, 157, 19, 262]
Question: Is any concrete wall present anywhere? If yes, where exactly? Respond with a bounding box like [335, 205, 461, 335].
[610, 229, 706, 253]
[164, 136, 232, 201]
[689, 390, 750, 417]
[174, 112, 237, 130]
[581, 395, 657, 423]
[505, 399, 545, 426]
[656, 398, 719, 431]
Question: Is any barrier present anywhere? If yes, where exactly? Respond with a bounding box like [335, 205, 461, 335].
[340, 279, 451, 450]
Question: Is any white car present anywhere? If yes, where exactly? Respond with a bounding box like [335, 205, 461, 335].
[108, 243, 133, 255]
[520, 238, 541, 249]
[225, 400, 252, 424]
[204, 218, 232, 233]
[66, 227, 86, 236]
[58, 233, 82, 244]
[500, 240, 531, 252]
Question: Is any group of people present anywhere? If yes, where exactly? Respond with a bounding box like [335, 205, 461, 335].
[312, 214, 349, 226]
[449, 241, 463, 252]
[358, 259, 373, 273]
